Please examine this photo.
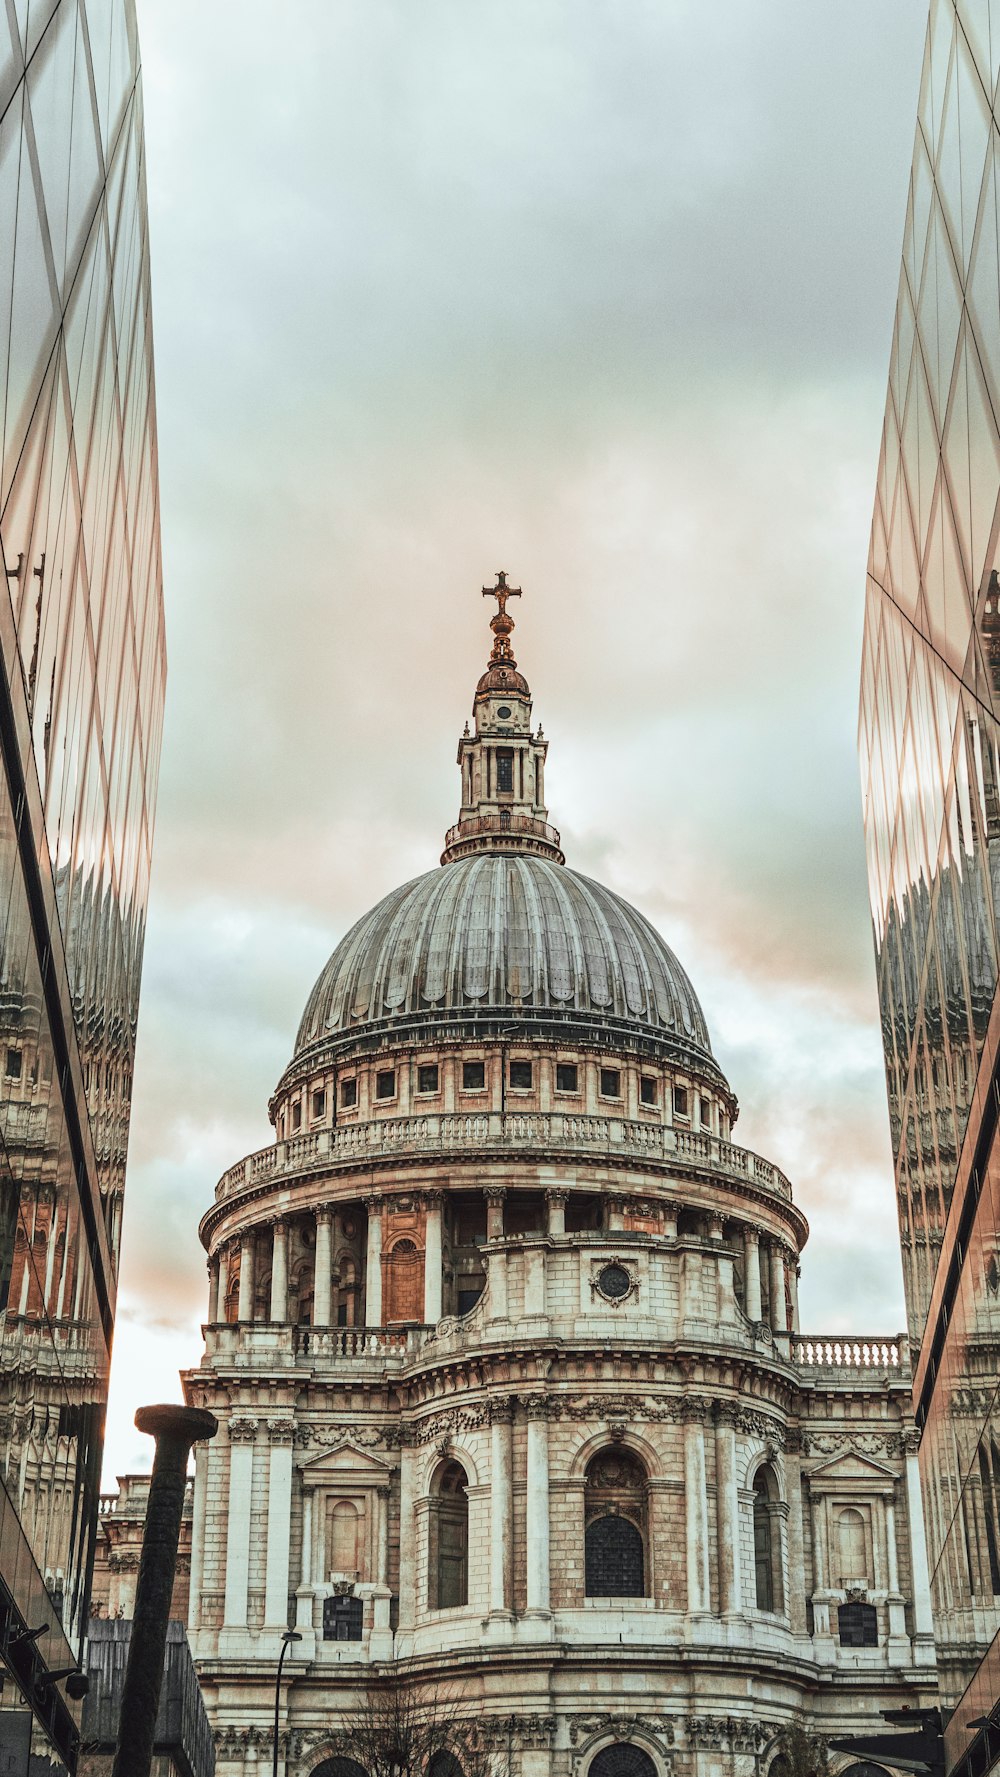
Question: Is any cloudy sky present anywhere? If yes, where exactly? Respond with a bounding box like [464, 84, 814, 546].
[105, 2, 928, 1482]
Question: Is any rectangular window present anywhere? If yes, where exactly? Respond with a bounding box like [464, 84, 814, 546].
[340, 1077, 358, 1108]
[640, 1076, 657, 1106]
[673, 1085, 689, 1118]
[311, 1088, 326, 1120]
[5, 1048, 21, 1081]
[699, 1095, 711, 1128]
[556, 1062, 579, 1093]
[291, 1101, 302, 1132]
[376, 1069, 396, 1100]
[509, 1060, 533, 1090]
[417, 1063, 439, 1094]
[463, 1060, 485, 1091]
[497, 748, 514, 792]
[600, 1067, 621, 1099]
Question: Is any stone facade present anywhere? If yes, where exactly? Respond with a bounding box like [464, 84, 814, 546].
[183, 591, 937, 1777]
[90, 1474, 193, 1623]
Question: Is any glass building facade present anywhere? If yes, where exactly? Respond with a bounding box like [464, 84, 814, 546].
[0, 2, 164, 1768]
[861, 2, 1000, 1769]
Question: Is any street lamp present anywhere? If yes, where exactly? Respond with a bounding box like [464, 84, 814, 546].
[273, 1629, 302, 1777]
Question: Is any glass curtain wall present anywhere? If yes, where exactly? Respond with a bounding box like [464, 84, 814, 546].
[861, 1, 1000, 1765]
[0, 2, 165, 1768]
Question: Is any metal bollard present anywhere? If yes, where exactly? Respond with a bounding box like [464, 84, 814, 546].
[111, 1403, 218, 1777]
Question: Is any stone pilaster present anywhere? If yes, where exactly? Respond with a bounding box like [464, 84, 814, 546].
[714, 1401, 740, 1616]
[222, 1417, 256, 1638]
[365, 1197, 383, 1326]
[488, 1397, 515, 1629]
[524, 1396, 551, 1627]
[743, 1227, 762, 1321]
[264, 1417, 295, 1632]
[269, 1220, 288, 1323]
[682, 1395, 710, 1616]
[423, 1191, 443, 1324]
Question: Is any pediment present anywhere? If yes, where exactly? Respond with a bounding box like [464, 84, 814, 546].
[300, 1441, 392, 1478]
[805, 1448, 897, 1483]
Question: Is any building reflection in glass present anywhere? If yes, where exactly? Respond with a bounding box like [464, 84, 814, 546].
[0, 1, 165, 1768]
[861, 2, 1000, 1765]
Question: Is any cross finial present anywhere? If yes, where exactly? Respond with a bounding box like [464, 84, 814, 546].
[482, 570, 522, 665]
[482, 569, 521, 619]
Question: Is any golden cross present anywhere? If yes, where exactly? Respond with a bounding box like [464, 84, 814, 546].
[482, 569, 522, 619]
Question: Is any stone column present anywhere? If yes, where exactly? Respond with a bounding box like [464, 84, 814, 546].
[769, 1244, 788, 1341]
[313, 1207, 333, 1327]
[546, 1190, 567, 1236]
[269, 1220, 288, 1323]
[489, 1399, 514, 1620]
[423, 1191, 443, 1324]
[485, 1186, 506, 1240]
[206, 1261, 219, 1325]
[743, 1227, 762, 1321]
[525, 1398, 551, 1619]
[223, 1418, 256, 1631]
[682, 1397, 710, 1614]
[396, 1430, 418, 1653]
[904, 1434, 935, 1643]
[216, 1246, 229, 1320]
[606, 1194, 627, 1232]
[187, 1438, 211, 1633]
[237, 1233, 255, 1322]
[714, 1402, 740, 1615]
[365, 1197, 383, 1326]
[264, 1418, 295, 1629]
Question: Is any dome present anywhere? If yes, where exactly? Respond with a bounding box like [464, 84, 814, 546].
[295, 853, 713, 1056]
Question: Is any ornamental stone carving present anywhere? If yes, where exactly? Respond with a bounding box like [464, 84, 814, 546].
[686, 1717, 770, 1754]
[227, 1416, 257, 1443]
[569, 1714, 676, 1748]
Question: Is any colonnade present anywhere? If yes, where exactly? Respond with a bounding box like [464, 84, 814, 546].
[206, 1192, 799, 1343]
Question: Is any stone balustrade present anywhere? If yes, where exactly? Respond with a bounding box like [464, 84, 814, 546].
[214, 1111, 793, 1205]
[791, 1334, 906, 1370]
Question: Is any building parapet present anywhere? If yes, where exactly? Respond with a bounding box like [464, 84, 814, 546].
[792, 1334, 908, 1373]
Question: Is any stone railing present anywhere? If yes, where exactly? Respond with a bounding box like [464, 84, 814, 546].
[293, 1324, 432, 1361]
[215, 1112, 793, 1205]
[791, 1334, 906, 1370]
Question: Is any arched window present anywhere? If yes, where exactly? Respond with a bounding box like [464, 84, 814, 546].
[584, 1450, 648, 1598]
[312, 1760, 369, 1777]
[837, 1507, 868, 1584]
[752, 1466, 783, 1613]
[589, 1745, 657, 1777]
[384, 1237, 424, 1324]
[430, 1461, 468, 1608]
[429, 1756, 465, 1777]
[293, 1261, 315, 1326]
[838, 1600, 878, 1646]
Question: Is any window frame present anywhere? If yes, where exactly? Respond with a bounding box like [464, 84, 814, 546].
[375, 1068, 397, 1102]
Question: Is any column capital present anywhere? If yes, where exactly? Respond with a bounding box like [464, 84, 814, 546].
[524, 1394, 551, 1422]
[714, 1399, 740, 1430]
[365, 1194, 382, 1215]
[605, 1192, 629, 1211]
[271, 1216, 288, 1235]
[680, 1394, 711, 1426]
[901, 1427, 921, 1456]
[267, 1417, 296, 1445]
[228, 1416, 257, 1444]
[743, 1224, 760, 1246]
[484, 1185, 507, 1203]
[489, 1396, 516, 1426]
[545, 1188, 569, 1207]
[314, 1203, 333, 1226]
[422, 1189, 445, 1210]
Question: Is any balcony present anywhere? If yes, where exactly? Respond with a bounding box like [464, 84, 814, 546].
[213, 1111, 793, 1207]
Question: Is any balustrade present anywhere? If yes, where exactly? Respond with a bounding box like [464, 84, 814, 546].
[215, 1111, 793, 1204]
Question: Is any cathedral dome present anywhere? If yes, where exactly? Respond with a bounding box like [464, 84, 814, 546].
[294, 852, 713, 1057]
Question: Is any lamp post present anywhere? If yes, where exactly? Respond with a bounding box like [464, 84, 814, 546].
[273, 1629, 302, 1777]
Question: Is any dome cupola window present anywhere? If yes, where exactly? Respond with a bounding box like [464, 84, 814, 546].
[375, 1069, 396, 1101]
[417, 1063, 439, 1094]
[463, 1060, 486, 1091]
[600, 1067, 622, 1099]
[556, 1062, 579, 1093]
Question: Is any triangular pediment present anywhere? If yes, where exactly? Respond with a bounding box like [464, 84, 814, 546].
[805, 1448, 897, 1482]
[300, 1440, 392, 1477]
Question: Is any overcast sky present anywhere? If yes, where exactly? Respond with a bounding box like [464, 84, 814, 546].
[105, 2, 928, 1482]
